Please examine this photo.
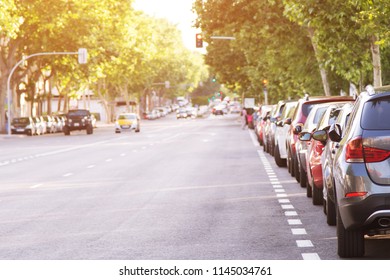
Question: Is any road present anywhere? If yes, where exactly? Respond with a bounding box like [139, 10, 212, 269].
[1, 113, 390, 260]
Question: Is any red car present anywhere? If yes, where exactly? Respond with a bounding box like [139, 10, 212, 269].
[255, 105, 273, 145]
[285, 95, 354, 183]
[304, 101, 353, 205]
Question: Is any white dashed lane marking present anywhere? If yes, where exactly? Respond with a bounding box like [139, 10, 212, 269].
[253, 133, 321, 260]
[30, 184, 43, 189]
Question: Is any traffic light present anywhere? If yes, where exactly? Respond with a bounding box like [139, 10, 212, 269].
[196, 33, 203, 48]
[211, 76, 216, 82]
[262, 79, 268, 87]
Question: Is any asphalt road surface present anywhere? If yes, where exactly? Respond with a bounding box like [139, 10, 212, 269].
[1, 113, 390, 260]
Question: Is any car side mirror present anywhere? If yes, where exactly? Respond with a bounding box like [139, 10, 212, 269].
[328, 123, 342, 142]
[299, 132, 312, 141]
[293, 124, 303, 134]
[312, 130, 328, 142]
[284, 118, 292, 125]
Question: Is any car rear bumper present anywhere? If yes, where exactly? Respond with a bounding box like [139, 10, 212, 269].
[339, 194, 390, 230]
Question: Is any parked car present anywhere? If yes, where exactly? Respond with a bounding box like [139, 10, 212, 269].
[115, 113, 140, 133]
[262, 105, 276, 154]
[265, 100, 295, 156]
[42, 115, 56, 133]
[53, 115, 65, 132]
[296, 103, 329, 189]
[255, 105, 273, 146]
[273, 100, 298, 167]
[33, 116, 44, 135]
[320, 103, 354, 226]
[176, 108, 189, 119]
[304, 101, 353, 205]
[330, 85, 390, 258]
[285, 95, 354, 181]
[10, 117, 36, 136]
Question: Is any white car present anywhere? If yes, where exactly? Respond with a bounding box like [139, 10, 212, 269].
[115, 113, 140, 133]
[274, 101, 298, 167]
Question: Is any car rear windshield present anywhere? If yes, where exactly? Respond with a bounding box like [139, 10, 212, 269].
[12, 118, 29, 124]
[361, 97, 390, 129]
[119, 114, 136, 120]
[68, 110, 89, 117]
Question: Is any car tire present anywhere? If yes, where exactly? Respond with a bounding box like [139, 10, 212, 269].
[312, 184, 323, 205]
[86, 125, 93, 135]
[299, 164, 307, 188]
[64, 126, 70, 136]
[337, 207, 364, 258]
[294, 157, 300, 183]
[287, 149, 292, 175]
[306, 179, 312, 198]
[326, 196, 337, 226]
[274, 144, 286, 167]
[290, 154, 295, 177]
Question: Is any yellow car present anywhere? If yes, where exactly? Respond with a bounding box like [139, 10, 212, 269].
[115, 113, 140, 133]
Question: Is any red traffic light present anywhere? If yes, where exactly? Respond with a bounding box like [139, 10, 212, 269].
[196, 33, 203, 48]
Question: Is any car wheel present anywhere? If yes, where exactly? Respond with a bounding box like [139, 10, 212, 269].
[326, 196, 336, 226]
[86, 125, 93, 134]
[294, 157, 300, 183]
[312, 184, 323, 205]
[299, 164, 307, 188]
[274, 144, 286, 167]
[306, 179, 312, 198]
[290, 154, 295, 177]
[337, 207, 364, 258]
[64, 126, 70, 136]
[287, 149, 292, 174]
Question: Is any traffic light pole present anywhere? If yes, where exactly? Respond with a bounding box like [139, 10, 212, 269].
[6, 50, 86, 135]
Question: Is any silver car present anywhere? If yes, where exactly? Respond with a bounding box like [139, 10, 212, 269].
[331, 85, 390, 258]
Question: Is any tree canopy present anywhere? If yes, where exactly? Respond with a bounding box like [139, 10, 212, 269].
[193, 0, 390, 104]
[0, 0, 208, 132]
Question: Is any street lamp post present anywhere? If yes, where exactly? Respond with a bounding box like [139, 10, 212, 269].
[6, 49, 87, 135]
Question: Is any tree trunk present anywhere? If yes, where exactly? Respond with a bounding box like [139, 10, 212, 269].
[97, 80, 110, 123]
[0, 75, 8, 133]
[307, 27, 331, 96]
[370, 35, 382, 87]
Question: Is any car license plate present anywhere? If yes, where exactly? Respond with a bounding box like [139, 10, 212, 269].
[121, 125, 129, 129]
[74, 123, 80, 127]
[16, 129, 24, 132]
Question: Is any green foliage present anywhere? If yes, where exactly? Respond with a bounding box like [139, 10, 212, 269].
[194, 0, 390, 101]
[0, 0, 208, 131]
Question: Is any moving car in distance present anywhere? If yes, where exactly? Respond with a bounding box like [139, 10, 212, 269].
[115, 113, 140, 133]
[63, 109, 94, 135]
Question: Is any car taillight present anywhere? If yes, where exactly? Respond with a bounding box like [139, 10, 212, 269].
[345, 192, 367, 198]
[363, 146, 390, 163]
[345, 136, 364, 163]
[346, 136, 390, 163]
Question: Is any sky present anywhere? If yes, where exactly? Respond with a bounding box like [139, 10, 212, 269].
[133, 0, 200, 51]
